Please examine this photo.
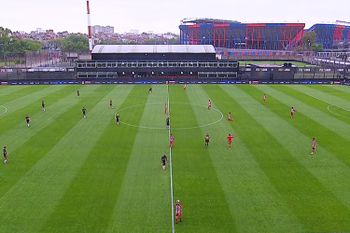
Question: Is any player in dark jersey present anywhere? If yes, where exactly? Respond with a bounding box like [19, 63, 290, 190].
[77, 90, 80, 97]
[227, 112, 233, 121]
[161, 154, 168, 170]
[109, 99, 113, 109]
[3, 146, 8, 164]
[148, 87, 153, 94]
[166, 116, 170, 129]
[115, 113, 120, 125]
[208, 99, 212, 110]
[311, 137, 317, 155]
[25, 115, 31, 127]
[263, 94, 267, 104]
[41, 100, 46, 112]
[204, 133, 210, 147]
[82, 107, 87, 119]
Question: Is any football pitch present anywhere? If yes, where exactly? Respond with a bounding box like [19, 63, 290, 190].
[0, 84, 350, 233]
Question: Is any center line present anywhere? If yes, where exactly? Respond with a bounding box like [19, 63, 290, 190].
[167, 84, 175, 233]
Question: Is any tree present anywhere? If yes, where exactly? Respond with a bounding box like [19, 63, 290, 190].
[301, 31, 323, 52]
[58, 34, 89, 53]
[0, 27, 13, 57]
[9, 40, 42, 54]
[0, 27, 42, 56]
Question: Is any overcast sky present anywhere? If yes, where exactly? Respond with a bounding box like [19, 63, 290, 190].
[1, 0, 349, 33]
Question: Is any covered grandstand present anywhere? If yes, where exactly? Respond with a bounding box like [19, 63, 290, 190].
[91, 45, 216, 61]
[77, 45, 239, 80]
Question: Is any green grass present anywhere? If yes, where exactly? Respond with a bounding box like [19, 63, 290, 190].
[239, 60, 314, 67]
[0, 84, 350, 232]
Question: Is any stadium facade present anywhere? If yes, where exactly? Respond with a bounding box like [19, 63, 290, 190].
[308, 24, 350, 49]
[180, 19, 350, 50]
[77, 45, 239, 80]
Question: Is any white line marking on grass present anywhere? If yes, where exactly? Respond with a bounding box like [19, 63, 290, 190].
[118, 103, 223, 130]
[167, 84, 175, 233]
[0, 105, 8, 116]
[327, 105, 350, 118]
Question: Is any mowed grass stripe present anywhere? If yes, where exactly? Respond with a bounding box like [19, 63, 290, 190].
[329, 85, 350, 94]
[0, 85, 119, 233]
[0, 85, 98, 154]
[0, 85, 77, 134]
[0, 85, 43, 103]
[261, 85, 350, 167]
[191, 85, 304, 233]
[290, 85, 350, 110]
[106, 85, 171, 233]
[312, 85, 350, 102]
[256, 85, 350, 141]
[171, 85, 236, 233]
[39, 85, 136, 233]
[0, 85, 29, 98]
[0, 85, 65, 115]
[219, 85, 350, 232]
[0, 85, 101, 197]
[233, 85, 350, 225]
[280, 85, 350, 125]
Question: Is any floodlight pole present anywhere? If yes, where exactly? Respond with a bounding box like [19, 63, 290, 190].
[86, 0, 93, 51]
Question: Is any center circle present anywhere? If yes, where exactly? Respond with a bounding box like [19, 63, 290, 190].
[327, 104, 350, 118]
[117, 102, 223, 130]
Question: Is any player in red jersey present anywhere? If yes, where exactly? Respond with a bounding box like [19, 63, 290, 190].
[227, 112, 233, 121]
[227, 133, 235, 149]
[311, 137, 317, 155]
[170, 134, 175, 148]
[290, 106, 296, 119]
[175, 200, 183, 224]
[208, 99, 212, 110]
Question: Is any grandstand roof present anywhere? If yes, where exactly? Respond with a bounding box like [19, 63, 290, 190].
[92, 45, 216, 54]
[181, 18, 240, 24]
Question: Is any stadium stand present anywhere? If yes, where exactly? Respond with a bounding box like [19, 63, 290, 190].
[76, 45, 239, 80]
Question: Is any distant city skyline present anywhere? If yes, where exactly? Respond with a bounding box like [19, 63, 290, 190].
[1, 0, 349, 34]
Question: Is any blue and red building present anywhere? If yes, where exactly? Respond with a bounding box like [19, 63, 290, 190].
[180, 19, 350, 50]
[308, 24, 350, 49]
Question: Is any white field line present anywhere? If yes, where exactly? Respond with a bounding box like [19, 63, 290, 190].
[0, 105, 8, 116]
[167, 84, 175, 233]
